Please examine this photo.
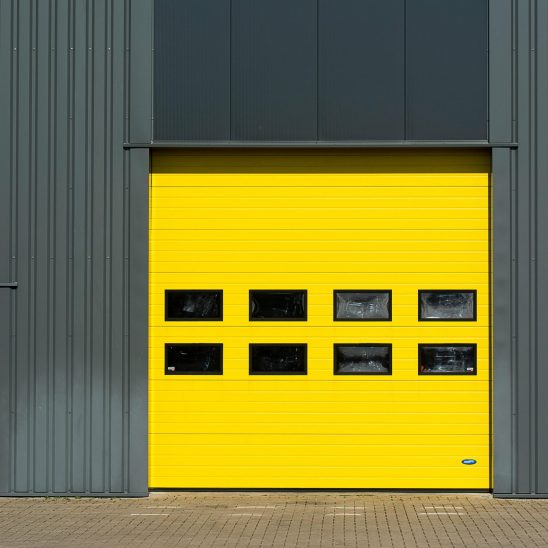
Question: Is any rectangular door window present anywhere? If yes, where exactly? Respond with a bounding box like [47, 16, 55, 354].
[165, 290, 223, 321]
[249, 290, 307, 320]
[165, 343, 223, 375]
[334, 290, 392, 321]
[418, 344, 477, 375]
[334, 344, 392, 375]
[249, 344, 307, 374]
[419, 290, 476, 321]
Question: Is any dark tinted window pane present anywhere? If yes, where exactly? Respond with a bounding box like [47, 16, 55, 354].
[419, 344, 477, 375]
[249, 290, 307, 320]
[334, 344, 392, 375]
[419, 290, 476, 320]
[165, 344, 223, 375]
[334, 291, 391, 320]
[165, 290, 222, 320]
[250, 344, 307, 374]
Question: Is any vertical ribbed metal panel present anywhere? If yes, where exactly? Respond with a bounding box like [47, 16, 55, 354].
[491, 0, 548, 497]
[0, 0, 151, 496]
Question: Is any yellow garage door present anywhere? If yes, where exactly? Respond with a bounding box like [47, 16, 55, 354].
[149, 149, 490, 489]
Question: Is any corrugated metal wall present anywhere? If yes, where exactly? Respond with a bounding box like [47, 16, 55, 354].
[0, 0, 152, 496]
[491, 0, 548, 497]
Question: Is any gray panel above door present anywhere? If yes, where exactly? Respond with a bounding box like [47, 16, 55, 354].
[405, 0, 488, 140]
[151, 0, 489, 143]
[231, 0, 318, 140]
[318, 0, 405, 140]
[154, 0, 231, 141]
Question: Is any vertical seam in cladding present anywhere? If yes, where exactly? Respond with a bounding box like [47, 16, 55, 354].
[511, 148, 518, 495]
[124, 0, 129, 145]
[316, 0, 319, 141]
[55, 0, 62, 494]
[510, 0, 518, 494]
[64, 0, 70, 493]
[9, 0, 16, 495]
[47, 0, 54, 494]
[123, 151, 128, 493]
[15, 0, 21, 493]
[103, 0, 109, 495]
[100, 0, 106, 495]
[5, 0, 9, 493]
[512, 0, 518, 141]
[485, 1, 491, 135]
[150, 0, 154, 141]
[403, 0, 407, 139]
[229, 0, 232, 140]
[123, 0, 130, 494]
[30, 0, 37, 494]
[85, 0, 91, 494]
[68, 0, 74, 493]
[55, 0, 63, 493]
[107, 0, 113, 494]
[530, 0, 538, 495]
[109, 0, 114, 492]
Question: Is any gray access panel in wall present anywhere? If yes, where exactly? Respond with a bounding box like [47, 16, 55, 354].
[231, 0, 318, 140]
[406, 0, 488, 140]
[152, 0, 488, 143]
[318, 0, 405, 140]
[154, 0, 231, 140]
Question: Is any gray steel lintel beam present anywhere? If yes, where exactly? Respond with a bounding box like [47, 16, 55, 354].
[124, 141, 518, 149]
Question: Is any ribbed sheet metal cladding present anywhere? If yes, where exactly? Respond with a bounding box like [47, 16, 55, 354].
[0, 0, 151, 496]
[491, 0, 548, 497]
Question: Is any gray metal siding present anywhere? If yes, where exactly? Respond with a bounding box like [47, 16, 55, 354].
[406, 0, 488, 140]
[153, 0, 488, 143]
[0, 1, 9, 481]
[0, 289, 9, 494]
[491, 0, 548, 497]
[231, 0, 318, 140]
[318, 0, 405, 140]
[0, 0, 151, 496]
[154, 0, 231, 140]
[536, 0, 548, 495]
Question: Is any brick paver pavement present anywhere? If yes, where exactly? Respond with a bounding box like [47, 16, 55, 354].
[1, 492, 547, 547]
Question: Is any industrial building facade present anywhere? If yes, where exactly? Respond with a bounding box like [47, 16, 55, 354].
[0, 0, 546, 497]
